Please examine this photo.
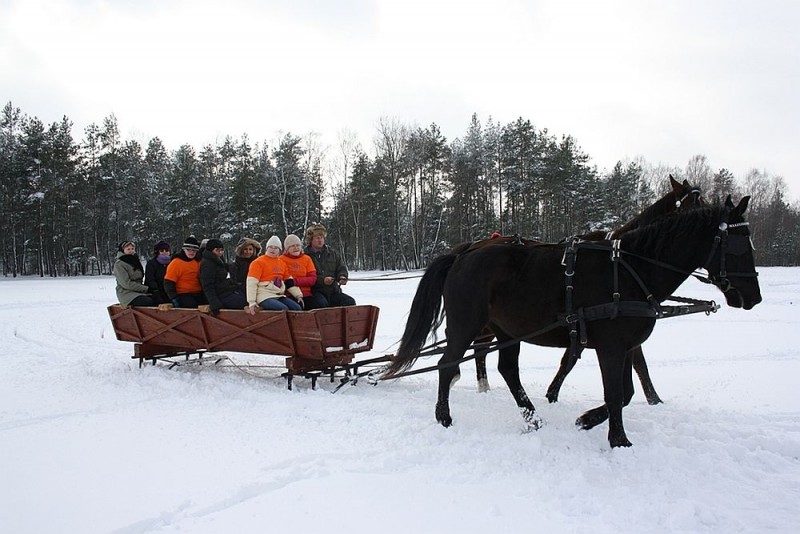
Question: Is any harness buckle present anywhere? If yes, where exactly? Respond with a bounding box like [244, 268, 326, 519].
[611, 239, 621, 260]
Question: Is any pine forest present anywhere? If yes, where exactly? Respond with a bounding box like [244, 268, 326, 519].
[1, 101, 798, 277]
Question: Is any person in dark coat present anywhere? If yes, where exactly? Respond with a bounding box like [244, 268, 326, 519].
[144, 239, 170, 299]
[303, 224, 356, 308]
[200, 238, 248, 316]
[228, 237, 261, 290]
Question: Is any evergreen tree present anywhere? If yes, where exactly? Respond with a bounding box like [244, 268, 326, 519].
[373, 118, 409, 269]
[711, 168, 739, 204]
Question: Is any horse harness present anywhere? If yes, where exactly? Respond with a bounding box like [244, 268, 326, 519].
[375, 211, 754, 383]
[560, 207, 756, 363]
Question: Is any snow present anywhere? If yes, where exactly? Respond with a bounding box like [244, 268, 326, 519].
[1, 268, 799, 533]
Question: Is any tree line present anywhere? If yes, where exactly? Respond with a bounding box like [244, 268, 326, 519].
[1, 102, 798, 277]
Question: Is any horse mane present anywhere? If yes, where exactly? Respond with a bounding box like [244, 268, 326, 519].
[621, 205, 719, 258]
[612, 191, 678, 236]
[612, 179, 704, 238]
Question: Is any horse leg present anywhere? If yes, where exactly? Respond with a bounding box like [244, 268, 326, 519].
[631, 346, 663, 405]
[474, 330, 494, 393]
[545, 346, 584, 403]
[435, 339, 472, 427]
[496, 340, 543, 431]
[475, 355, 490, 393]
[576, 347, 633, 447]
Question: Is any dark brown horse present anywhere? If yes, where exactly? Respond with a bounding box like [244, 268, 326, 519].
[457, 176, 704, 403]
[385, 197, 761, 447]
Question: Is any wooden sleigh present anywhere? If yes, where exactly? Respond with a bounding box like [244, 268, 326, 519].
[107, 304, 380, 388]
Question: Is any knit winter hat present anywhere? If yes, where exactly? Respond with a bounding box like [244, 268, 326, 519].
[205, 238, 224, 251]
[265, 235, 282, 250]
[153, 240, 170, 252]
[182, 236, 200, 250]
[284, 234, 302, 249]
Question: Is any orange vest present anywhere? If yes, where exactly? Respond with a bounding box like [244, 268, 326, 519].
[280, 253, 317, 296]
[164, 257, 202, 294]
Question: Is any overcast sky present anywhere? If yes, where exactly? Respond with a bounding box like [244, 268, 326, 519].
[2, 0, 798, 200]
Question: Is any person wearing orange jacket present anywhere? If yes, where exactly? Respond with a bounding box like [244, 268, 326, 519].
[163, 236, 206, 308]
[280, 233, 319, 310]
[245, 236, 303, 313]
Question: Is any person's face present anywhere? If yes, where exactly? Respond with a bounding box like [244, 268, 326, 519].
[311, 235, 325, 249]
[286, 244, 302, 257]
[241, 245, 255, 258]
[266, 245, 281, 258]
[183, 247, 197, 258]
[123, 243, 136, 255]
[212, 247, 224, 257]
[158, 248, 170, 257]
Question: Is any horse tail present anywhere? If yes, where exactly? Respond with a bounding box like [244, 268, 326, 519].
[384, 253, 456, 377]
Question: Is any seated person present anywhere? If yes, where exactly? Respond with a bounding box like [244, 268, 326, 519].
[280, 234, 317, 309]
[200, 238, 248, 315]
[304, 224, 356, 307]
[246, 236, 303, 312]
[144, 239, 170, 299]
[114, 241, 162, 307]
[229, 237, 261, 290]
[163, 236, 206, 308]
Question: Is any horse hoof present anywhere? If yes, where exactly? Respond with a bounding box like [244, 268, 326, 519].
[477, 378, 490, 393]
[575, 406, 608, 430]
[435, 402, 452, 427]
[646, 396, 664, 406]
[610, 436, 633, 448]
[520, 409, 544, 433]
[546, 393, 559, 404]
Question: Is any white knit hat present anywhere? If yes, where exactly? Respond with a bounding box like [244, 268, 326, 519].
[284, 234, 302, 249]
[265, 235, 282, 250]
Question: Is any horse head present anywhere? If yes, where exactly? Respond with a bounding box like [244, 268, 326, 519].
[669, 174, 705, 209]
[704, 195, 762, 310]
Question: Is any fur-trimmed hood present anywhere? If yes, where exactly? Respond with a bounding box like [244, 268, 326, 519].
[235, 237, 262, 257]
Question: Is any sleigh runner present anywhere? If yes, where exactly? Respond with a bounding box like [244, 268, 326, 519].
[107, 304, 380, 386]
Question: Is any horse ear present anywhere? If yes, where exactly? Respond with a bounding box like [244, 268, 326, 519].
[724, 195, 734, 208]
[734, 196, 751, 216]
[669, 175, 680, 190]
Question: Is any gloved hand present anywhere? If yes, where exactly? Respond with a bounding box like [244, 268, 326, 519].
[172, 298, 181, 308]
[273, 277, 282, 288]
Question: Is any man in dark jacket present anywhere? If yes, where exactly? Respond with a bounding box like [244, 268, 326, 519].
[200, 239, 248, 315]
[303, 224, 356, 309]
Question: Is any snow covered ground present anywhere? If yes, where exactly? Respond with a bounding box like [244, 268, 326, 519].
[1, 267, 799, 533]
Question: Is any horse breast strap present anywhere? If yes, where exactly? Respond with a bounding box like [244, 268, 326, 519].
[561, 237, 586, 359]
[559, 237, 663, 363]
